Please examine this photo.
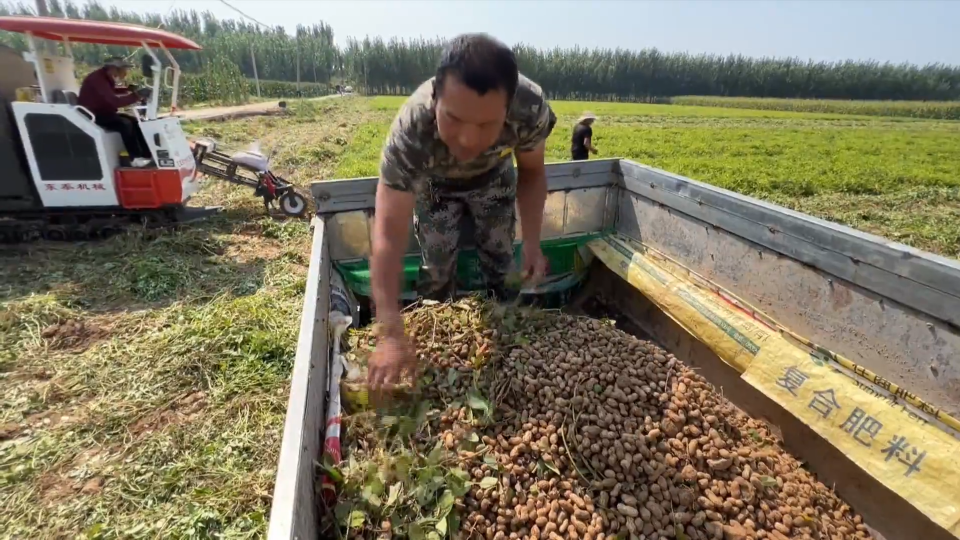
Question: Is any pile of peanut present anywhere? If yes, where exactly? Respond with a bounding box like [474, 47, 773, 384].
[341, 301, 873, 540]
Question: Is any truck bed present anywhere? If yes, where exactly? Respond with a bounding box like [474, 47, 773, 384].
[269, 158, 960, 540]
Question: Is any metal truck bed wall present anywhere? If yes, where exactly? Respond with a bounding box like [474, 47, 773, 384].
[615, 160, 960, 416]
[269, 158, 960, 540]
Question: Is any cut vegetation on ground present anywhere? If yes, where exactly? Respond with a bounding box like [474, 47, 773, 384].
[1, 182, 311, 538]
[2, 96, 958, 538]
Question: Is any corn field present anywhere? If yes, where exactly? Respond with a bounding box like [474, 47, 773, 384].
[1, 0, 959, 104]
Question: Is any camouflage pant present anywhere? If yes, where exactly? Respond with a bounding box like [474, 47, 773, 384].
[414, 165, 517, 301]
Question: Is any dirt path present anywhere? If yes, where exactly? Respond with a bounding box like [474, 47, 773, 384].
[170, 93, 343, 122]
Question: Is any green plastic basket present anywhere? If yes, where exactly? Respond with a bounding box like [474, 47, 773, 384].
[334, 233, 604, 300]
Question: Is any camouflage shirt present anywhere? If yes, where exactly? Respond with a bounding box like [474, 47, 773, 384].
[379, 73, 557, 194]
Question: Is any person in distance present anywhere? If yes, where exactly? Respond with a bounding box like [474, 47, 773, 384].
[571, 111, 599, 161]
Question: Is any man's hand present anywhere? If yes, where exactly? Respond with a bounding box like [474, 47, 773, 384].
[368, 329, 417, 392]
[590, 147, 599, 155]
[520, 242, 549, 289]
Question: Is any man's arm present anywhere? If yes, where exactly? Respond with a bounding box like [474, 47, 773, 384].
[370, 101, 429, 328]
[585, 126, 597, 153]
[92, 75, 139, 109]
[112, 91, 141, 108]
[515, 141, 548, 248]
[585, 136, 598, 153]
[370, 182, 415, 330]
[513, 82, 558, 250]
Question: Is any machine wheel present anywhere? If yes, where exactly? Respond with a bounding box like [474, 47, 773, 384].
[98, 226, 121, 239]
[44, 226, 67, 241]
[279, 190, 308, 218]
[70, 227, 90, 241]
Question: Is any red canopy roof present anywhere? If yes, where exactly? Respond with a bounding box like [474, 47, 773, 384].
[0, 16, 202, 50]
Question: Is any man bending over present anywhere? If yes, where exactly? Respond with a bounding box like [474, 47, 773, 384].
[368, 33, 557, 389]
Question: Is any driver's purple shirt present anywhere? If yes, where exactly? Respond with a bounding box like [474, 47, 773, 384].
[77, 67, 140, 117]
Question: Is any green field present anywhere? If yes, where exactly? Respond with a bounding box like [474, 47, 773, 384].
[669, 95, 960, 120]
[362, 96, 960, 256]
[2, 96, 959, 538]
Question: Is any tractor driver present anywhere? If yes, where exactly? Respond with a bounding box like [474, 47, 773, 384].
[367, 33, 557, 391]
[77, 56, 152, 160]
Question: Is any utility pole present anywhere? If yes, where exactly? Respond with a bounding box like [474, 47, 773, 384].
[250, 44, 261, 98]
[296, 40, 301, 98]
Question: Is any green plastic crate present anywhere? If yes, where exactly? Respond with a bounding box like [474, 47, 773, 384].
[334, 233, 604, 299]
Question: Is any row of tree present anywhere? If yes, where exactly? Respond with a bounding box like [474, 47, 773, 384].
[1, 0, 958, 101]
[0, 0, 340, 84]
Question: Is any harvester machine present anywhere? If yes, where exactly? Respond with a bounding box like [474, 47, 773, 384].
[0, 15, 308, 244]
[0, 15, 219, 242]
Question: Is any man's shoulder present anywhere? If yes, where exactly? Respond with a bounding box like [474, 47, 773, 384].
[80, 67, 103, 83]
[387, 78, 437, 144]
[379, 78, 439, 191]
[396, 78, 435, 126]
[508, 73, 556, 151]
[509, 73, 551, 124]
[516, 73, 546, 101]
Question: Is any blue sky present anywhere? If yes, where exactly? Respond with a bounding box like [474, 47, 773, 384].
[102, 0, 958, 65]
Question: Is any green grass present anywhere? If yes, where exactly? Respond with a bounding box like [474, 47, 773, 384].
[670, 95, 960, 120]
[548, 122, 960, 196]
[2, 95, 958, 539]
[370, 95, 947, 122]
[332, 123, 390, 179]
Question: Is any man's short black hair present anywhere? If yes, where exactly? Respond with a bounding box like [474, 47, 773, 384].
[434, 33, 519, 104]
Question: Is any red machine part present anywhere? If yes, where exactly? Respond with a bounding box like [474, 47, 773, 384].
[115, 168, 183, 209]
[0, 16, 202, 49]
[263, 171, 278, 196]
